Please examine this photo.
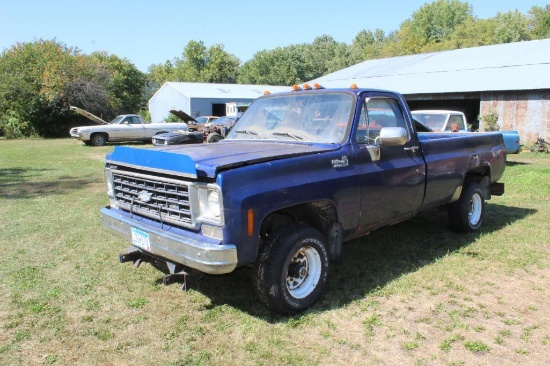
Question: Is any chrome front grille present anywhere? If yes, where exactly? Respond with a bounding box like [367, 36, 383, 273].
[112, 170, 193, 228]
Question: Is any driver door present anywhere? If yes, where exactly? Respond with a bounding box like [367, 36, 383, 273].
[353, 95, 426, 233]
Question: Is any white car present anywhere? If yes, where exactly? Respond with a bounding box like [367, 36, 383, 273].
[69, 107, 189, 146]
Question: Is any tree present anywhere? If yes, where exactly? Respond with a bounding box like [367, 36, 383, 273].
[529, 5, 550, 39]
[174, 40, 207, 82]
[164, 41, 240, 84]
[201, 44, 240, 83]
[351, 29, 388, 62]
[238, 46, 308, 85]
[0, 39, 90, 137]
[146, 60, 177, 100]
[440, 18, 498, 49]
[0, 39, 146, 138]
[492, 10, 531, 44]
[89, 52, 147, 115]
[305, 35, 347, 79]
[394, 0, 473, 54]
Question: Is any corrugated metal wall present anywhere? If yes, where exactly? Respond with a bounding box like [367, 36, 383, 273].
[480, 91, 550, 144]
[150, 83, 256, 121]
[149, 84, 191, 122]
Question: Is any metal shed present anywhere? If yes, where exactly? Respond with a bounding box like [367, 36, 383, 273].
[148, 82, 289, 123]
[310, 39, 550, 142]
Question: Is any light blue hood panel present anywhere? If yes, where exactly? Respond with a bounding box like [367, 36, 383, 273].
[106, 141, 340, 178]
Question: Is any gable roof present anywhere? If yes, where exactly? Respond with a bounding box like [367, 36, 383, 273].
[310, 38, 550, 94]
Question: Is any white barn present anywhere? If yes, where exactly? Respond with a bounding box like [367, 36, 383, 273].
[148, 82, 290, 122]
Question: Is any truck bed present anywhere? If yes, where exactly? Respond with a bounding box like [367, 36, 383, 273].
[418, 132, 506, 210]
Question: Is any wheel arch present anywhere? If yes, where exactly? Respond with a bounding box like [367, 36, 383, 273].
[463, 165, 492, 199]
[258, 200, 343, 262]
[90, 132, 108, 146]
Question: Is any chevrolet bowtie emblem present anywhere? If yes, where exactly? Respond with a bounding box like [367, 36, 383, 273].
[138, 190, 153, 203]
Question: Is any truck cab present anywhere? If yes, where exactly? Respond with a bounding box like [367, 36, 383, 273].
[411, 110, 468, 132]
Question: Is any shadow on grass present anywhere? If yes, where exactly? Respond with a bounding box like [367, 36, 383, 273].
[171, 203, 536, 320]
[0, 167, 103, 200]
[505, 160, 531, 166]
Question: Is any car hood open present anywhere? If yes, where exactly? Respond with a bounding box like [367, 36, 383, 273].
[169, 110, 197, 123]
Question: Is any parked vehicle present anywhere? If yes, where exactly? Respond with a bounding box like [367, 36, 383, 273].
[152, 130, 204, 146]
[69, 106, 188, 146]
[203, 116, 238, 143]
[500, 131, 522, 154]
[100, 85, 506, 314]
[411, 110, 521, 154]
[411, 110, 469, 132]
[153, 116, 238, 146]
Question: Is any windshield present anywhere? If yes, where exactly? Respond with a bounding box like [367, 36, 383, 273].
[411, 113, 448, 131]
[109, 116, 125, 124]
[214, 116, 236, 126]
[225, 92, 354, 143]
[196, 117, 216, 124]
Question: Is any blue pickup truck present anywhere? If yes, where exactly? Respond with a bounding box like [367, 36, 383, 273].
[100, 85, 506, 314]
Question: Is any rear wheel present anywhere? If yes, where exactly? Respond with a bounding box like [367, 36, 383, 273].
[448, 181, 486, 232]
[90, 133, 107, 146]
[253, 225, 329, 314]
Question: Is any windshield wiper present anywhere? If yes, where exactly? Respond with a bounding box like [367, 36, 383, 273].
[234, 129, 259, 138]
[272, 132, 303, 140]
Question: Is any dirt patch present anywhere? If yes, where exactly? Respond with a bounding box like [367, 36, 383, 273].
[309, 265, 550, 365]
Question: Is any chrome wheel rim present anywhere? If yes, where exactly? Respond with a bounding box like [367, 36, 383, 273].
[468, 193, 482, 225]
[286, 246, 321, 299]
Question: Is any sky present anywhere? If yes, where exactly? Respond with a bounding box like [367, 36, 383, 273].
[1, 0, 548, 72]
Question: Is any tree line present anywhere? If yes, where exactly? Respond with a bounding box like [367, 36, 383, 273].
[1, 1, 549, 138]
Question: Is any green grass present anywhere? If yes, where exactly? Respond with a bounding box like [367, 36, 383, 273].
[1, 139, 549, 365]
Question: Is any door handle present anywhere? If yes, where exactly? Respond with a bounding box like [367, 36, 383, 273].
[404, 146, 419, 152]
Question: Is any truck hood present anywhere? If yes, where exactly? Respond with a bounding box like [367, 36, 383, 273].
[106, 141, 341, 179]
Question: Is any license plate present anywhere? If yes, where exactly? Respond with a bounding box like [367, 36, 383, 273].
[131, 227, 151, 252]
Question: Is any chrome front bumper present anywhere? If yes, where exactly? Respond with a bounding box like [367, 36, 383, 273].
[100, 207, 238, 274]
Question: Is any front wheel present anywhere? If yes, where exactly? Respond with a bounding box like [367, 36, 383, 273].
[90, 133, 107, 146]
[448, 181, 486, 233]
[253, 225, 329, 314]
[206, 132, 222, 143]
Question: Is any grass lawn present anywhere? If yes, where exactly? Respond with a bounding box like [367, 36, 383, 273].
[1, 138, 549, 365]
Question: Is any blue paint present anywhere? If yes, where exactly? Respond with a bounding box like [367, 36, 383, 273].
[106, 146, 197, 177]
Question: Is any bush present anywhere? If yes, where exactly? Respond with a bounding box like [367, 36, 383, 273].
[0, 110, 36, 139]
[480, 110, 500, 132]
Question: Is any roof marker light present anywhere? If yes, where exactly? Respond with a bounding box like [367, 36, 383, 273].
[350, 83, 358, 89]
[292, 85, 301, 91]
[313, 83, 324, 89]
[302, 83, 311, 90]
[264, 90, 271, 95]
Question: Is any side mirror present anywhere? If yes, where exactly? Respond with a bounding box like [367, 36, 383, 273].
[379, 127, 407, 146]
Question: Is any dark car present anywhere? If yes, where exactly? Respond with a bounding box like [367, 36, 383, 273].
[151, 130, 204, 146]
[152, 116, 237, 146]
